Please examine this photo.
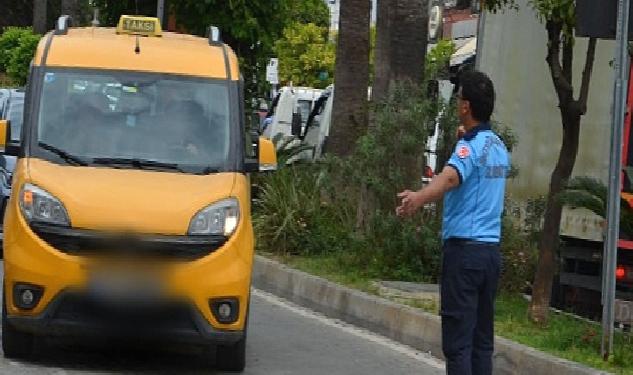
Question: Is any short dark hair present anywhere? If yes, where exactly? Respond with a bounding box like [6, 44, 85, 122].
[459, 70, 495, 122]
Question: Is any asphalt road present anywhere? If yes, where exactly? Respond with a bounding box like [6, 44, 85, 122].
[0, 264, 445, 374]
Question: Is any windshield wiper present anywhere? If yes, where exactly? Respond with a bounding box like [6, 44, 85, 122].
[38, 142, 89, 166]
[196, 166, 222, 175]
[91, 157, 185, 172]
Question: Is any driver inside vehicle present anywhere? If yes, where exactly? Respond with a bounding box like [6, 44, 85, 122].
[160, 99, 210, 160]
[66, 92, 119, 156]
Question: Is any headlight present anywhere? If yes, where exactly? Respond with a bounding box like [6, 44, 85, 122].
[19, 183, 70, 226]
[188, 198, 239, 236]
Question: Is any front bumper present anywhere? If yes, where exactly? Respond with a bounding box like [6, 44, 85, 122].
[3, 199, 256, 336]
[6, 290, 244, 345]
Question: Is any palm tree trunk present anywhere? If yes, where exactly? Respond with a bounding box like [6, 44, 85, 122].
[329, 0, 371, 158]
[355, 0, 429, 229]
[61, 0, 80, 25]
[373, 0, 429, 102]
[33, 0, 48, 34]
[372, 0, 392, 104]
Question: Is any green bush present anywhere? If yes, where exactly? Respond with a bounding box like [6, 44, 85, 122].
[253, 79, 532, 290]
[346, 82, 437, 211]
[253, 164, 354, 256]
[0, 28, 32, 70]
[254, 82, 455, 285]
[253, 158, 443, 283]
[6, 32, 40, 86]
[0, 27, 41, 86]
[272, 134, 315, 167]
[273, 22, 335, 88]
[425, 40, 456, 79]
[499, 216, 538, 294]
[365, 212, 442, 282]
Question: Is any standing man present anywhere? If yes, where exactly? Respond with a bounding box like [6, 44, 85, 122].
[396, 70, 509, 375]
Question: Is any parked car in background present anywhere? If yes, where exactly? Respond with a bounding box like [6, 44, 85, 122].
[262, 86, 324, 140]
[0, 88, 25, 245]
[0, 89, 10, 115]
[303, 85, 334, 161]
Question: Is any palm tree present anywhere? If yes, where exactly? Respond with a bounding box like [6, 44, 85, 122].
[61, 0, 80, 24]
[352, 0, 429, 229]
[33, 0, 47, 34]
[558, 176, 633, 239]
[373, 0, 429, 102]
[371, 0, 429, 197]
[329, 0, 372, 157]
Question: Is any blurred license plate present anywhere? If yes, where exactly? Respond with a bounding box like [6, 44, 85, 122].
[88, 269, 164, 301]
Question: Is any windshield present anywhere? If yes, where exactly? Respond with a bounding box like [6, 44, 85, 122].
[297, 100, 312, 125]
[36, 70, 231, 173]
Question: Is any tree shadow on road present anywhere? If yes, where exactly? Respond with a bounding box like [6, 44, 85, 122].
[3, 337, 233, 374]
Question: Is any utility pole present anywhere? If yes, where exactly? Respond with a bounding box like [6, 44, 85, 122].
[157, 0, 165, 28]
[602, 0, 631, 360]
[33, 0, 47, 34]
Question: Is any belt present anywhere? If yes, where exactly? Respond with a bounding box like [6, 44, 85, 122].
[443, 237, 499, 246]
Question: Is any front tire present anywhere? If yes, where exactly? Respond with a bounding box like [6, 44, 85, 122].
[215, 334, 246, 372]
[212, 303, 249, 372]
[2, 290, 34, 359]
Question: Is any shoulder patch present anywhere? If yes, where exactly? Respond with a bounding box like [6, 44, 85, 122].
[457, 145, 470, 159]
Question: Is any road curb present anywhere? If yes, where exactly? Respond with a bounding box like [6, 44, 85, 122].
[252, 255, 611, 375]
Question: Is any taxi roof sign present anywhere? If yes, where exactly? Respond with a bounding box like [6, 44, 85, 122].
[116, 15, 162, 37]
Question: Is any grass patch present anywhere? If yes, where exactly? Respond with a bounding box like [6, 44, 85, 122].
[260, 251, 633, 374]
[259, 251, 378, 293]
[496, 296, 633, 374]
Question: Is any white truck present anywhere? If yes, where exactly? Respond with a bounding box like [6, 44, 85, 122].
[261, 86, 324, 141]
[477, 0, 625, 316]
[303, 85, 334, 160]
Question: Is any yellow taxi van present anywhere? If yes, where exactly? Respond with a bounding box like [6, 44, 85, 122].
[0, 15, 276, 372]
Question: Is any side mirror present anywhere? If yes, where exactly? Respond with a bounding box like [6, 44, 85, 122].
[258, 137, 277, 172]
[0, 120, 9, 150]
[245, 137, 277, 173]
[0, 119, 19, 157]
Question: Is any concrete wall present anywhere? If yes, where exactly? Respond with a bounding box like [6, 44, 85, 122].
[479, 1, 615, 201]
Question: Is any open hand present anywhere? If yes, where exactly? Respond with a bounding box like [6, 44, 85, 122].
[396, 190, 422, 217]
